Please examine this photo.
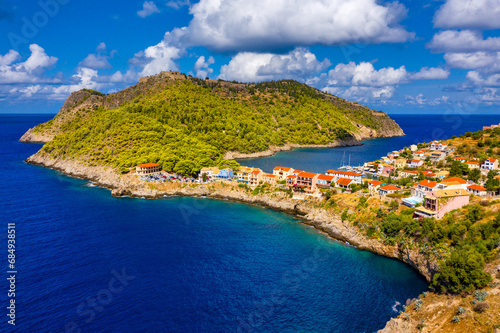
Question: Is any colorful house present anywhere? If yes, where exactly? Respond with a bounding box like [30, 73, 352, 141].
[316, 174, 335, 188]
[237, 167, 259, 184]
[430, 152, 446, 162]
[467, 184, 487, 197]
[296, 172, 319, 187]
[400, 170, 418, 178]
[286, 175, 297, 188]
[136, 163, 160, 175]
[415, 189, 470, 219]
[394, 158, 407, 168]
[368, 180, 383, 195]
[377, 163, 395, 176]
[411, 180, 439, 199]
[262, 173, 277, 185]
[198, 166, 220, 181]
[249, 170, 264, 186]
[407, 160, 423, 168]
[217, 168, 233, 180]
[430, 141, 447, 151]
[466, 161, 480, 169]
[273, 166, 294, 181]
[481, 158, 498, 170]
[436, 170, 450, 180]
[335, 178, 353, 189]
[325, 170, 362, 183]
[379, 184, 400, 196]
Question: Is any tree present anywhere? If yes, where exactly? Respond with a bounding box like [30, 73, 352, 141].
[468, 168, 481, 183]
[485, 170, 500, 192]
[431, 247, 491, 294]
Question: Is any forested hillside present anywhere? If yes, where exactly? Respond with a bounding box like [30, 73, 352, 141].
[25, 72, 403, 176]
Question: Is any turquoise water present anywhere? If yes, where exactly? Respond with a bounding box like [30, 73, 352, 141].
[1, 115, 429, 332]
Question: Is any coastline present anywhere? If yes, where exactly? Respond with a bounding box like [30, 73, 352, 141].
[25, 152, 435, 285]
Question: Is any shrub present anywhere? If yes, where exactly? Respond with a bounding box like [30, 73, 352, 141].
[457, 306, 465, 315]
[452, 316, 460, 323]
[473, 302, 489, 313]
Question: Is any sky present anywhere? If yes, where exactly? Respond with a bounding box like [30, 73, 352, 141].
[1, 0, 500, 114]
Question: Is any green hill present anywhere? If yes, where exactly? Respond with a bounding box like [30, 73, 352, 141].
[21, 71, 403, 176]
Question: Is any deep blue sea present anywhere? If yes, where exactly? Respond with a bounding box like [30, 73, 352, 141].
[241, 114, 500, 173]
[3, 113, 490, 333]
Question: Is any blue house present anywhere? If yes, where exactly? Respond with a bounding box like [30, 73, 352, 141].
[218, 168, 233, 180]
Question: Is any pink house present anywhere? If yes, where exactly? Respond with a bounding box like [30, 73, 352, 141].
[415, 189, 470, 219]
[407, 160, 423, 168]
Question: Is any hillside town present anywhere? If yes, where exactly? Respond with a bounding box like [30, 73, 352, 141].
[135, 130, 500, 220]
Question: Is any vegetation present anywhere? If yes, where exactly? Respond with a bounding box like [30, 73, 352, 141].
[39, 76, 399, 176]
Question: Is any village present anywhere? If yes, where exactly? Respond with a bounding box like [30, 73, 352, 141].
[135, 131, 500, 220]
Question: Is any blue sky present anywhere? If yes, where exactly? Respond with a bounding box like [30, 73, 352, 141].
[1, 0, 500, 114]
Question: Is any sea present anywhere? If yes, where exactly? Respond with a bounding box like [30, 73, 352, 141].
[1, 113, 498, 333]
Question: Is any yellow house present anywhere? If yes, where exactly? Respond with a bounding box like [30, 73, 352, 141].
[273, 166, 294, 181]
[136, 163, 160, 175]
[394, 158, 407, 169]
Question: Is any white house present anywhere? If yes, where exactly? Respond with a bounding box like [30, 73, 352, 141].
[481, 158, 498, 170]
[325, 170, 362, 184]
[411, 180, 439, 199]
[407, 160, 423, 168]
[430, 141, 447, 151]
[467, 184, 487, 197]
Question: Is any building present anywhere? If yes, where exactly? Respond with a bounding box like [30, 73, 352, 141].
[481, 158, 498, 170]
[407, 160, 423, 168]
[262, 173, 277, 185]
[430, 141, 447, 151]
[296, 172, 319, 187]
[483, 123, 500, 130]
[394, 158, 407, 168]
[400, 170, 418, 178]
[237, 167, 260, 184]
[436, 170, 450, 180]
[199, 167, 221, 181]
[273, 166, 294, 181]
[249, 170, 264, 186]
[430, 152, 446, 163]
[467, 184, 487, 197]
[413, 151, 425, 158]
[453, 157, 467, 163]
[316, 174, 335, 188]
[466, 161, 480, 169]
[368, 180, 383, 195]
[410, 144, 418, 151]
[379, 184, 400, 196]
[377, 164, 395, 176]
[411, 179, 439, 199]
[325, 170, 362, 184]
[415, 189, 470, 219]
[335, 178, 353, 189]
[422, 170, 437, 178]
[136, 163, 161, 175]
[217, 168, 233, 180]
[286, 175, 297, 188]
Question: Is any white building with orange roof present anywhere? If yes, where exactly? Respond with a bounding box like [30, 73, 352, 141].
[316, 174, 335, 188]
[272, 166, 294, 181]
[466, 161, 479, 169]
[467, 184, 487, 197]
[379, 184, 400, 196]
[368, 180, 383, 195]
[249, 169, 264, 186]
[481, 158, 498, 170]
[411, 179, 440, 199]
[335, 178, 353, 189]
[262, 173, 277, 185]
[325, 170, 362, 183]
[136, 163, 161, 175]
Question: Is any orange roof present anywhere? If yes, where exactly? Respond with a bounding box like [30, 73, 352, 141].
[137, 163, 159, 168]
[410, 160, 421, 163]
[336, 178, 353, 186]
[317, 174, 335, 181]
[454, 157, 466, 160]
[369, 180, 383, 186]
[297, 172, 318, 178]
[273, 166, 292, 172]
[468, 184, 486, 191]
[467, 161, 479, 165]
[417, 180, 438, 188]
[287, 175, 297, 179]
[443, 177, 467, 184]
[380, 185, 399, 191]
[401, 170, 418, 174]
[265, 174, 276, 178]
[292, 170, 304, 174]
[486, 158, 497, 163]
[251, 170, 261, 175]
[326, 170, 362, 177]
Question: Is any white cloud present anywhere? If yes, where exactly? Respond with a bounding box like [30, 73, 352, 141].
[0, 44, 59, 84]
[427, 30, 500, 53]
[405, 94, 450, 106]
[166, 0, 191, 9]
[444, 52, 500, 72]
[324, 86, 396, 102]
[193, 56, 214, 78]
[137, 1, 160, 18]
[326, 62, 407, 87]
[0, 50, 20, 66]
[219, 48, 330, 82]
[79, 43, 115, 69]
[466, 71, 500, 86]
[434, 0, 500, 29]
[183, 0, 413, 52]
[135, 40, 184, 76]
[409, 67, 450, 80]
